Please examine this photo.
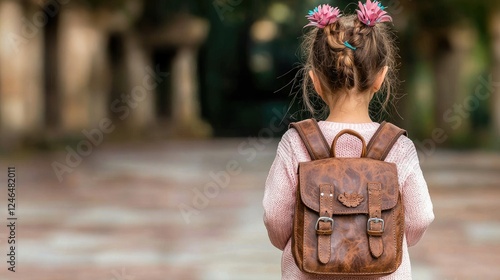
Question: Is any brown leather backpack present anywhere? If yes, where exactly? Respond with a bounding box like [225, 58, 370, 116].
[290, 119, 407, 276]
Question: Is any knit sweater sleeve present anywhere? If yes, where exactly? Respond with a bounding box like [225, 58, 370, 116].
[398, 140, 435, 247]
[263, 132, 298, 251]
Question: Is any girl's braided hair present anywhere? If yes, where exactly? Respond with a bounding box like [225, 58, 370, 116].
[301, 8, 399, 118]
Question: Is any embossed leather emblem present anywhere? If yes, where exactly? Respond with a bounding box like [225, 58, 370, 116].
[338, 192, 364, 208]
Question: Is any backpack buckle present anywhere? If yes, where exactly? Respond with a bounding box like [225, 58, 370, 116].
[315, 217, 334, 235]
[367, 218, 385, 236]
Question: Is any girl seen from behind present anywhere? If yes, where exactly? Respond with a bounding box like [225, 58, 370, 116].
[263, 1, 434, 279]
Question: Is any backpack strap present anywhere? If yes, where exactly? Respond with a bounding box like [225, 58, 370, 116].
[366, 121, 407, 161]
[289, 119, 331, 160]
[367, 182, 384, 258]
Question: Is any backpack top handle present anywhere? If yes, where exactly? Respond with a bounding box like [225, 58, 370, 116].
[289, 119, 407, 161]
[331, 129, 367, 158]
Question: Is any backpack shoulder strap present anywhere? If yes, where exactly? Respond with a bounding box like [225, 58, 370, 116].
[289, 119, 331, 160]
[366, 121, 408, 161]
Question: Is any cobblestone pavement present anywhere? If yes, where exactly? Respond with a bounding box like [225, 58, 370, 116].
[0, 139, 499, 280]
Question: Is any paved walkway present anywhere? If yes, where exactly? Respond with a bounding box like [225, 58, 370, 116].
[0, 139, 499, 280]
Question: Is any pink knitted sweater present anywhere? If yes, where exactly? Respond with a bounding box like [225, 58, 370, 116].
[263, 121, 434, 280]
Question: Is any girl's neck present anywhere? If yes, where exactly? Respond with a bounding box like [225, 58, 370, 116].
[324, 92, 373, 124]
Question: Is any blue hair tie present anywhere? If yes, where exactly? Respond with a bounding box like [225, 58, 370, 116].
[344, 41, 357, 51]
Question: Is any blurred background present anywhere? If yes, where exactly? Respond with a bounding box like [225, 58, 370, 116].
[0, 0, 499, 279]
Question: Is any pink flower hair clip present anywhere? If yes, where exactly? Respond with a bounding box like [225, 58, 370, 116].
[305, 4, 342, 29]
[356, 0, 392, 27]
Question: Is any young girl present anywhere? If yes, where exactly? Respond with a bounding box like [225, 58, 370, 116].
[263, 2, 434, 279]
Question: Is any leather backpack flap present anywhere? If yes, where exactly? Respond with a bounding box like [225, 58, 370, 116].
[299, 158, 399, 215]
[297, 157, 402, 275]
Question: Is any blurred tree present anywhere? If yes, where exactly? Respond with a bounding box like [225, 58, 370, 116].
[400, 0, 497, 147]
[487, 3, 500, 145]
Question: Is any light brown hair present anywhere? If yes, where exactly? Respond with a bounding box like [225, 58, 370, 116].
[301, 14, 399, 118]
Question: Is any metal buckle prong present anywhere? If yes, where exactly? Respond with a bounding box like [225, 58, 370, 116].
[367, 217, 385, 233]
[315, 217, 334, 231]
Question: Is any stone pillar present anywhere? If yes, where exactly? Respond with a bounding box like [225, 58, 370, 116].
[491, 12, 500, 139]
[121, 33, 155, 132]
[93, 2, 153, 136]
[24, 4, 47, 135]
[0, 1, 26, 137]
[87, 38, 112, 129]
[58, 6, 109, 133]
[0, 1, 44, 142]
[143, 14, 212, 137]
[171, 46, 211, 137]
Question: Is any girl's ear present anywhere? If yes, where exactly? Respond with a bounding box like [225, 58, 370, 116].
[309, 70, 324, 99]
[373, 66, 389, 93]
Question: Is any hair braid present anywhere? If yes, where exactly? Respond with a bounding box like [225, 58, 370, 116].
[301, 14, 398, 118]
[324, 24, 356, 90]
